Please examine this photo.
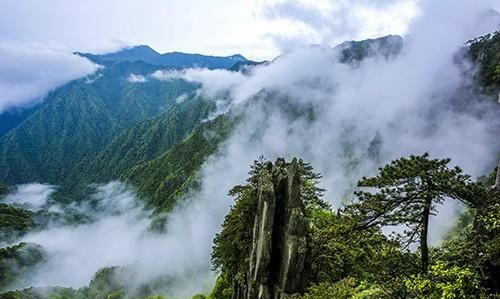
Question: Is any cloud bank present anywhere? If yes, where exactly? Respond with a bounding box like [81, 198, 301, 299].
[2, 183, 56, 210]
[263, 0, 419, 51]
[0, 43, 98, 113]
[3, 182, 212, 298]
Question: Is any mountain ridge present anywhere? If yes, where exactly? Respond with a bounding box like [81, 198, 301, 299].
[76, 45, 251, 69]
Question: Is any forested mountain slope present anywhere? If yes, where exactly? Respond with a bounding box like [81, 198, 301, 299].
[0, 61, 195, 185]
[0, 106, 38, 138]
[64, 95, 216, 196]
[123, 115, 234, 212]
[469, 31, 500, 94]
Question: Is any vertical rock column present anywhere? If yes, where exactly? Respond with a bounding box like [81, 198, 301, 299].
[274, 159, 309, 298]
[246, 158, 310, 299]
[247, 169, 277, 299]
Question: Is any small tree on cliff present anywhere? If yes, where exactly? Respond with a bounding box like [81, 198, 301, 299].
[350, 153, 484, 273]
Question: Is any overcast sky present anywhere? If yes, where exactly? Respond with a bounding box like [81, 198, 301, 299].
[0, 0, 425, 60]
[0, 0, 498, 113]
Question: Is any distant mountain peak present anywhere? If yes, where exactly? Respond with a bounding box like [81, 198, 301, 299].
[122, 45, 159, 54]
[228, 54, 247, 60]
[335, 35, 404, 63]
[76, 46, 252, 70]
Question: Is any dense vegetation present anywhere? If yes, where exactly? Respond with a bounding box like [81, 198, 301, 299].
[211, 155, 500, 299]
[468, 31, 500, 93]
[0, 205, 36, 244]
[0, 106, 38, 138]
[123, 114, 234, 213]
[62, 96, 216, 198]
[0, 61, 195, 187]
[0, 184, 8, 196]
[0, 243, 46, 292]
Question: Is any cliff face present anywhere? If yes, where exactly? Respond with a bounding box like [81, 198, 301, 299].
[241, 158, 310, 299]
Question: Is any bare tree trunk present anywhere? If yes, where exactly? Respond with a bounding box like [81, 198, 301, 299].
[421, 198, 431, 273]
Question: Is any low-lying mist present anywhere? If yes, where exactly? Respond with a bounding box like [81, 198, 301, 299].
[4, 182, 214, 298]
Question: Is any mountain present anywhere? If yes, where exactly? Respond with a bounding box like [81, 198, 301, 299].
[122, 114, 233, 212]
[77, 45, 250, 69]
[468, 30, 500, 95]
[0, 61, 196, 186]
[64, 95, 217, 197]
[0, 106, 39, 138]
[335, 35, 403, 63]
[0, 45, 250, 198]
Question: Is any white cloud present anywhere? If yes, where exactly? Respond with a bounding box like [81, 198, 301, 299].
[0, 0, 455, 113]
[2, 183, 56, 210]
[0, 43, 99, 113]
[0, 0, 283, 61]
[127, 74, 147, 83]
[153, 69, 245, 99]
[263, 0, 420, 51]
[14, 182, 213, 298]
[0, 0, 444, 61]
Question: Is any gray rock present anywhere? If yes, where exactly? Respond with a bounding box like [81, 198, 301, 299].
[243, 158, 310, 299]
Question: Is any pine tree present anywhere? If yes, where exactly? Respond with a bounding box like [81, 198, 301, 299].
[349, 153, 485, 273]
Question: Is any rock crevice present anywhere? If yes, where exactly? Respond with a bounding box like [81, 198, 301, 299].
[243, 158, 310, 299]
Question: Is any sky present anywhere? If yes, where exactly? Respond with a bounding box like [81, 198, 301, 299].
[2, 0, 498, 113]
[0, 0, 423, 60]
[0, 0, 428, 114]
[0, 0, 421, 115]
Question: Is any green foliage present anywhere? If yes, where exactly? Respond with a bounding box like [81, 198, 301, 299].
[337, 35, 403, 64]
[476, 201, 500, 289]
[0, 287, 87, 299]
[0, 184, 8, 197]
[0, 243, 46, 291]
[0, 61, 195, 188]
[300, 278, 390, 299]
[210, 159, 264, 283]
[210, 155, 500, 298]
[0, 204, 36, 243]
[207, 273, 232, 299]
[86, 267, 127, 299]
[123, 115, 233, 212]
[300, 279, 359, 299]
[468, 31, 500, 93]
[308, 211, 418, 296]
[66, 96, 215, 195]
[405, 261, 484, 299]
[349, 153, 486, 272]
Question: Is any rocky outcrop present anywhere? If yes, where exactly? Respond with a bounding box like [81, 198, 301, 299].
[243, 158, 310, 299]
